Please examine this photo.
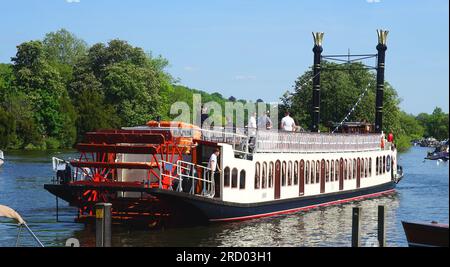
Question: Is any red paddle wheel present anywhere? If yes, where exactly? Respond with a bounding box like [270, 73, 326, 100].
[67, 127, 193, 218]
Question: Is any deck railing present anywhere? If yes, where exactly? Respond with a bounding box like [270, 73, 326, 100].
[159, 160, 215, 198]
[255, 131, 383, 153]
[125, 126, 385, 154]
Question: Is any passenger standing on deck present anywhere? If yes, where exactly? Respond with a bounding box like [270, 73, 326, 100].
[281, 111, 296, 132]
[258, 111, 273, 130]
[207, 148, 222, 197]
[248, 112, 257, 136]
[201, 105, 209, 128]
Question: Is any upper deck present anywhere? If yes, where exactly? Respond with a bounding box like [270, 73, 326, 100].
[122, 125, 388, 155]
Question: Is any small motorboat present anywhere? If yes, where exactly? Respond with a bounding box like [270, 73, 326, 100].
[402, 221, 449, 247]
[0, 204, 44, 247]
[0, 150, 4, 167]
[425, 142, 449, 161]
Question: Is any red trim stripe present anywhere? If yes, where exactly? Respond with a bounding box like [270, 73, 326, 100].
[209, 189, 396, 222]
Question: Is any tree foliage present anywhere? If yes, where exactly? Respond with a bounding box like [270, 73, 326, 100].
[0, 29, 447, 151]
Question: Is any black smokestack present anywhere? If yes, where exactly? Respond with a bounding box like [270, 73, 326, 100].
[311, 32, 324, 132]
[375, 29, 388, 133]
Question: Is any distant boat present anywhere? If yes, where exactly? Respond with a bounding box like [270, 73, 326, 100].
[0, 150, 4, 167]
[402, 221, 449, 247]
[425, 143, 449, 161]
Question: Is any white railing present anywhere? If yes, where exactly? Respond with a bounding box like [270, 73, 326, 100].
[159, 160, 215, 198]
[124, 125, 385, 154]
[255, 131, 383, 153]
[123, 126, 251, 154]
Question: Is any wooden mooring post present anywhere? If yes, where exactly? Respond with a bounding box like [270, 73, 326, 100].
[378, 205, 386, 247]
[351, 205, 387, 247]
[351, 207, 361, 247]
[95, 203, 112, 247]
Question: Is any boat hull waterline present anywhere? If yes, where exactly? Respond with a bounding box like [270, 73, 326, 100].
[45, 181, 396, 222]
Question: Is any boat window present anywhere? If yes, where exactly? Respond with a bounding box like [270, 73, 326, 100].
[344, 159, 348, 180]
[326, 160, 330, 182]
[240, 170, 246, 189]
[348, 159, 352, 180]
[369, 158, 372, 177]
[353, 159, 357, 179]
[232, 168, 238, 188]
[316, 160, 320, 184]
[288, 161, 293, 186]
[380, 157, 383, 175]
[262, 162, 267, 189]
[224, 167, 230, 187]
[294, 161, 299, 185]
[365, 158, 369, 178]
[383, 156, 386, 174]
[330, 160, 334, 182]
[359, 158, 362, 178]
[361, 158, 365, 178]
[375, 157, 378, 175]
[282, 161, 287, 186]
[255, 162, 260, 189]
[305, 161, 310, 184]
[310, 161, 315, 184]
[269, 162, 274, 188]
[335, 160, 339, 181]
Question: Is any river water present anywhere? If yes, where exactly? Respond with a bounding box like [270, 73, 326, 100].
[0, 147, 448, 247]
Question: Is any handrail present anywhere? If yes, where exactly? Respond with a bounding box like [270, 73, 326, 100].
[159, 160, 215, 198]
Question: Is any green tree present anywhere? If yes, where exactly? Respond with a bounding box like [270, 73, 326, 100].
[11, 40, 76, 148]
[42, 28, 87, 84]
[0, 107, 15, 149]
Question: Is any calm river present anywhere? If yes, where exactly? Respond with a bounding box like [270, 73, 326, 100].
[0, 146, 448, 247]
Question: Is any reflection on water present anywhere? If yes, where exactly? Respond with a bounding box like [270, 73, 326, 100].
[0, 147, 448, 247]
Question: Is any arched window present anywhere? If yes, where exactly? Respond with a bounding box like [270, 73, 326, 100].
[369, 158, 372, 177]
[305, 161, 310, 184]
[380, 157, 383, 175]
[344, 159, 348, 180]
[365, 158, 369, 178]
[335, 160, 339, 181]
[269, 162, 274, 188]
[232, 168, 238, 188]
[348, 159, 352, 180]
[361, 158, 365, 178]
[353, 159, 357, 179]
[224, 167, 230, 187]
[262, 162, 267, 189]
[326, 160, 330, 182]
[282, 161, 287, 186]
[316, 160, 320, 184]
[240, 170, 246, 189]
[255, 163, 260, 189]
[376, 157, 379, 175]
[310, 161, 315, 184]
[330, 160, 334, 181]
[288, 161, 293, 186]
[359, 159, 364, 179]
[383, 156, 386, 174]
[294, 161, 299, 185]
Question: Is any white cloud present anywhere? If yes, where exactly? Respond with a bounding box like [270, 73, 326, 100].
[234, 75, 256, 81]
[66, 0, 81, 3]
[366, 0, 381, 3]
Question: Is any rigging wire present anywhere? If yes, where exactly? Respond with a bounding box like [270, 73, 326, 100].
[332, 82, 372, 133]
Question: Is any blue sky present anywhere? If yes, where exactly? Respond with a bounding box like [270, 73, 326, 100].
[0, 0, 448, 115]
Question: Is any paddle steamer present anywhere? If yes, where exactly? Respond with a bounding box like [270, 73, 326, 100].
[44, 30, 403, 224]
